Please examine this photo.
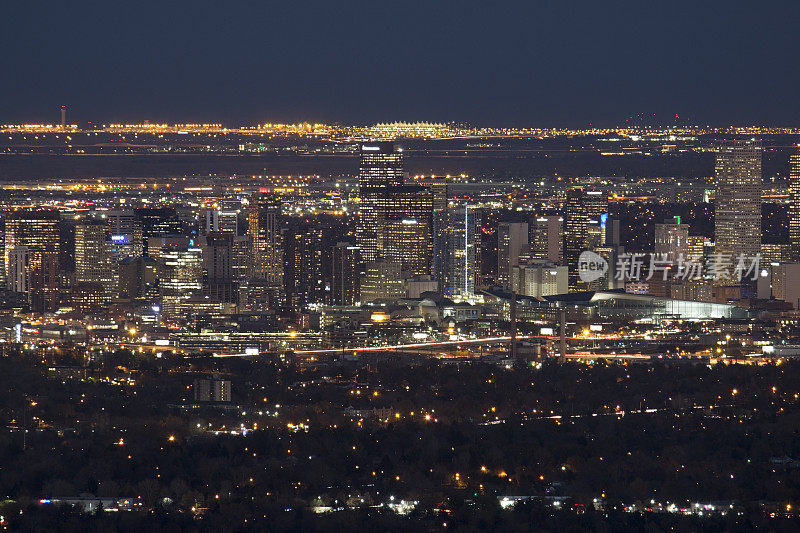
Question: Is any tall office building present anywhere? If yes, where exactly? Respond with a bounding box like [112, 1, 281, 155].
[654, 217, 689, 262]
[360, 260, 405, 302]
[563, 188, 608, 290]
[714, 139, 762, 264]
[117, 257, 158, 300]
[358, 141, 404, 188]
[511, 261, 568, 297]
[379, 219, 431, 276]
[497, 222, 528, 288]
[331, 242, 361, 305]
[283, 221, 324, 309]
[202, 208, 221, 235]
[201, 207, 239, 236]
[374, 185, 434, 276]
[75, 220, 115, 300]
[159, 243, 203, 319]
[248, 190, 283, 286]
[4, 210, 61, 311]
[585, 190, 608, 220]
[218, 209, 239, 235]
[134, 207, 182, 256]
[530, 216, 563, 264]
[789, 154, 800, 261]
[231, 235, 251, 281]
[8, 246, 32, 294]
[202, 233, 236, 303]
[106, 210, 139, 236]
[434, 206, 481, 297]
[104, 210, 143, 261]
[418, 177, 449, 212]
[687, 235, 708, 258]
[357, 142, 404, 262]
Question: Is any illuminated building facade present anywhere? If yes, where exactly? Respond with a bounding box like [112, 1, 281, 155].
[202, 233, 236, 303]
[3, 210, 61, 311]
[134, 207, 182, 256]
[231, 235, 251, 281]
[374, 185, 434, 276]
[357, 142, 404, 262]
[283, 222, 324, 308]
[248, 191, 283, 286]
[71, 283, 106, 315]
[654, 217, 688, 262]
[790, 154, 800, 260]
[105, 210, 144, 261]
[714, 139, 762, 263]
[360, 260, 405, 302]
[511, 261, 568, 297]
[159, 245, 203, 319]
[75, 220, 115, 300]
[331, 242, 360, 305]
[530, 216, 563, 264]
[418, 177, 449, 212]
[563, 188, 608, 290]
[497, 222, 528, 288]
[434, 206, 480, 297]
[358, 141, 404, 188]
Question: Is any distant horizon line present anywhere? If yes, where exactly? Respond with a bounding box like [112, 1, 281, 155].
[3, 120, 800, 132]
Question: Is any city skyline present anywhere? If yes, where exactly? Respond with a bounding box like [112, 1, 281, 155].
[5, 3, 800, 529]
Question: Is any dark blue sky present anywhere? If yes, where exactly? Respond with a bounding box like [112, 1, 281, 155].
[2, 1, 799, 127]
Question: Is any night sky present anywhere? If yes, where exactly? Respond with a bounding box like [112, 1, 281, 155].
[2, 0, 799, 127]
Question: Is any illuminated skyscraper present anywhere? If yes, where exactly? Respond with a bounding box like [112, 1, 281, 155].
[530, 216, 563, 264]
[202, 207, 238, 235]
[714, 139, 761, 265]
[134, 207, 182, 256]
[3, 210, 61, 311]
[248, 190, 283, 286]
[418, 177, 449, 212]
[202, 233, 236, 303]
[497, 222, 528, 288]
[105, 210, 143, 261]
[117, 256, 158, 300]
[512, 261, 568, 297]
[789, 154, 800, 260]
[75, 220, 115, 300]
[564, 188, 589, 290]
[375, 185, 433, 275]
[654, 216, 688, 262]
[563, 188, 608, 290]
[231, 235, 251, 281]
[357, 141, 404, 262]
[358, 141, 404, 188]
[434, 205, 480, 297]
[202, 208, 221, 235]
[331, 242, 361, 305]
[360, 260, 405, 302]
[8, 246, 35, 295]
[159, 243, 203, 319]
[283, 221, 324, 308]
